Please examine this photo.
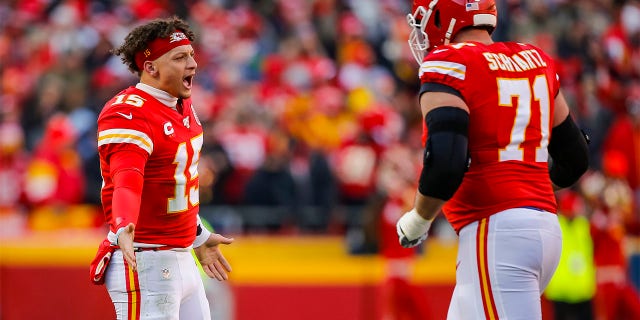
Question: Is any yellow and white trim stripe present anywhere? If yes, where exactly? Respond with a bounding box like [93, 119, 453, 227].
[419, 60, 466, 80]
[123, 258, 141, 319]
[476, 217, 499, 319]
[98, 129, 153, 154]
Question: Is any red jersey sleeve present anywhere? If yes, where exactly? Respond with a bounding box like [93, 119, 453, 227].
[97, 91, 153, 233]
[418, 45, 470, 99]
[416, 45, 470, 146]
[110, 151, 145, 229]
[97, 102, 154, 162]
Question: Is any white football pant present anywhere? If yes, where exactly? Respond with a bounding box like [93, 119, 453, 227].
[105, 249, 211, 320]
[447, 208, 562, 320]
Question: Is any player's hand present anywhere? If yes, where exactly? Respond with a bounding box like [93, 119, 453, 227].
[194, 233, 234, 281]
[396, 209, 433, 248]
[397, 222, 428, 248]
[117, 223, 137, 271]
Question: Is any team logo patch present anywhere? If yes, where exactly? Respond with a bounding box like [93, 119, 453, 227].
[162, 268, 171, 279]
[169, 32, 188, 43]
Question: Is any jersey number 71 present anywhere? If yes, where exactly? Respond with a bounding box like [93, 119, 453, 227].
[497, 75, 551, 163]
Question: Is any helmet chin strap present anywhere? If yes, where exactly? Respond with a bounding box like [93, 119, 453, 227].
[444, 18, 457, 45]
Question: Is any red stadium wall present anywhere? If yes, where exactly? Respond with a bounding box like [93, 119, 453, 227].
[0, 267, 454, 320]
[0, 232, 461, 320]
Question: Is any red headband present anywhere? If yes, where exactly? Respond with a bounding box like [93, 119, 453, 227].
[134, 31, 191, 70]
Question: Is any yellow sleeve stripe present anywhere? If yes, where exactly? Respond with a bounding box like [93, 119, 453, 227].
[98, 129, 153, 154]
[419, 60, 466, 80]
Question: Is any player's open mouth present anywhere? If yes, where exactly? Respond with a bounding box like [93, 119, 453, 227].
[183, 75, 194, 89]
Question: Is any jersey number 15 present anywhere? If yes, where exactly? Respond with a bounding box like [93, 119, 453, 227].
[168, 134, 203, 213]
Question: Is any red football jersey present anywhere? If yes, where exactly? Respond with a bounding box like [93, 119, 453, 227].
[419, 41, 560, 232]
[97, 86, 203, 247]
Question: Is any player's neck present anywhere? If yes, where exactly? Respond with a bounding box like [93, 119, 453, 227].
[453, 29, 494, 46]
[136, 82, 178, 109]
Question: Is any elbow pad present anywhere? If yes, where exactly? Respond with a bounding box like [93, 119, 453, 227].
[548, 115, 589, 188]
[418, 107, 470, 200]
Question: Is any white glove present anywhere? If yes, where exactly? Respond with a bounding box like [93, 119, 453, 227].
[396, 208, 433, 248]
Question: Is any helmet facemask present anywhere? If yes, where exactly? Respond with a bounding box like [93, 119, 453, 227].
[407, 0, 498, 65]
[406, 4, 432, 65]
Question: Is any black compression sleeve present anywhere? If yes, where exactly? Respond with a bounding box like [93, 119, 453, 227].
[548, 115, 589, 188]
[418, 107, 470, 200]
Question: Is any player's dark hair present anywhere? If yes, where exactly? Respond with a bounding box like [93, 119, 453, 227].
[112, 16, 195, 76]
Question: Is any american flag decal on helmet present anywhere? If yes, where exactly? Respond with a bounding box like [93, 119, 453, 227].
[466, 0, 480, 11]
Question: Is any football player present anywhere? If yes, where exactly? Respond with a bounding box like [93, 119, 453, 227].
[396, 1, 590, 319]
[90, 17, 233, 319]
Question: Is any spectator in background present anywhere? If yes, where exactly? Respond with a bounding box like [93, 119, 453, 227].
[22, 113, 92, 230]
[212, 108, 269, 205]
[23, 113, 84, 207]
[0, 120, 27, 212]
[603, 82, 640, 215]
[0, 120, 29, 234]
[375, 143, 431, 319]
[290, 140, 338, 233]
[580, 154, 640, 320]
[243, 129, 299, 232]
[334, 113, 383, 207]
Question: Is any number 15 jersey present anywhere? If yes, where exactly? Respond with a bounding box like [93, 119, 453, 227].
[98, 85, 203, 247]
[419, 41, 560, 233]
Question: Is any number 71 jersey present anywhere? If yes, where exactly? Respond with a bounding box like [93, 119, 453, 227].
[419, 41, 560, 232]
[97, 86, 203, 247]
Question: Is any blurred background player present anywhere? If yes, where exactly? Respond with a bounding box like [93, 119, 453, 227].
[544, 190, 596, 320]
[90, 17, 233, 319]
[375, 143, 431, 319]
[396, 0, 589, 319]
[580, 152, 640, 319]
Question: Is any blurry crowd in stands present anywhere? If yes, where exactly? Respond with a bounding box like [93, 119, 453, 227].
[0, 0, 639, 263]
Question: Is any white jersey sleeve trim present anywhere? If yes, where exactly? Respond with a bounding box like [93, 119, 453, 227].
[419, 60, 467, 80]
[98, 128, 153, 154]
